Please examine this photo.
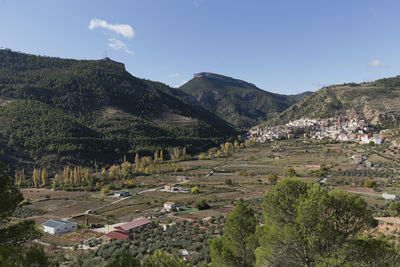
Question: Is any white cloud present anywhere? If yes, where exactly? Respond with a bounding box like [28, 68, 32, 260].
[169, 73, 180, 78]
[368, 60, 386, 68]
[107, 38, 133, 54]
[89, 18, 134, 38]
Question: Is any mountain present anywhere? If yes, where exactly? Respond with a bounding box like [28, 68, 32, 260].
[177, 72, 311, 128]
[265, 77, 400, 128]
[0, 49, 238, 169]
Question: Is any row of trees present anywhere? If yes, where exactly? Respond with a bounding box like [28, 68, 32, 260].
[12, 136, 249, 191]
[14, 167, 47, 188]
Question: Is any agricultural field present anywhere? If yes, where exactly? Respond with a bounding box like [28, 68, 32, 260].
[16, 138, 400, 264]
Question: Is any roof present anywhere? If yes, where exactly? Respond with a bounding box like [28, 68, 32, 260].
[114, 191, 129, 194]
[115, 217, 151, 231]
[105, 230, 132, 240]
[42, 219, 76, 228]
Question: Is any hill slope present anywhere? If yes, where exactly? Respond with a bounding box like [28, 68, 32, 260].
[266, 77, 400, 128]
[177, 72, 311, 128]
[0, 49, 238, 169]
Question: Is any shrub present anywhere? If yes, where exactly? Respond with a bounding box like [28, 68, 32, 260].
[224, 178, 233, 185]
[191, 186, 200, 194]
[101, 187, 109, 195]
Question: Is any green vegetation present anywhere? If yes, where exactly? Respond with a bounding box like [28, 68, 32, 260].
[210, 200, 258, 267]
[266, 75, 400, 127]
[0, 49, 238, 170]
[256, 179, 399, 266]
[178, 72, 311, 128]
[0, 162, 48, 266]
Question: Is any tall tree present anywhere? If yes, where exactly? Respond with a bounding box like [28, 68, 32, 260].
[210, 200, 258, 267]
[0, 162, 47, 266]
[135, 153, 140, 170]
[154, 150, 159, 162]
[255, 178, 400, 267]
[41, 168, 47, 186]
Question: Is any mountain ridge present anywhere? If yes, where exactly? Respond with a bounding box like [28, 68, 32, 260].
[0, 49, 238, 170]
[264, 76, 400, 128]
[176, 72, 312, 128]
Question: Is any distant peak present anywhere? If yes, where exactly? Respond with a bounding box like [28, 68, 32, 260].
[193, 72, 258, 89]
[193, 72, 226, 79]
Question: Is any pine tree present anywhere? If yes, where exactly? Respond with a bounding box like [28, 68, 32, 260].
[210, 200, 258, 267]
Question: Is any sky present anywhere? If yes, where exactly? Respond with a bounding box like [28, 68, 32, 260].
[0, 0, 399, 94]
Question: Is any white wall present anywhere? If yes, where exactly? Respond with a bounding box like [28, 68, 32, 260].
[43, 222, 77, 235]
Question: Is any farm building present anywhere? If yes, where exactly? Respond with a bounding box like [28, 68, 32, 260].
[164, 202, 176, 212]
[114, 191, 131, 198]
[103, 230, 132, 242]
[42, 219, 77, 235]
[176, 176, 189, 182]
[115, 217, 151, 232]
[164, 184, 177, 191]
[382, 193, 398, 200]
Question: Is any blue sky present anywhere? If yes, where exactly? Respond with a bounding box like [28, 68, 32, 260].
[1, 0, 399, 94]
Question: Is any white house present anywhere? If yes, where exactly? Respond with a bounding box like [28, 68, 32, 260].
[382, 193, 398, 200]
[114, 191, 131, 198]
[164, 202, 176, 212]
[42, 219, 77, 235]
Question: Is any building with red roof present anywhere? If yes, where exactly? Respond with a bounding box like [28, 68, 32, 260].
[114, 217, 151, 232]
[103, 230, 132, 241]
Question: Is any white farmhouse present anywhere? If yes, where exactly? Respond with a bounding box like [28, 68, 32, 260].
[382, 193, 398, 200]
[164, 202, 176, 212]
[42, 219, 77, 235]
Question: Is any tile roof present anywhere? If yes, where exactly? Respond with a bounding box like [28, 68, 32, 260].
[106, 230, 132, 240]
[115, 217, 151, 231]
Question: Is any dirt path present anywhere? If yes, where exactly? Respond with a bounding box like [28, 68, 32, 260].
[206, 156, 243, 177]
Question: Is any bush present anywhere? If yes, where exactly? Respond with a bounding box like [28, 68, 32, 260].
[191, 186, 200, 194]
[287, 168, 296, 177]
[364, 179, 377, 188]
[101, 187, 109, 195]
[195, 200, 210, 210]
[224, 178, 233, 185]
[266, 174, 278, 185]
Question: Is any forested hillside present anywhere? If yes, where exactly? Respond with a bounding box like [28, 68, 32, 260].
[177, 72, 311, 128]
[0, 50, 238, 170]
[266, 77, 400, 127]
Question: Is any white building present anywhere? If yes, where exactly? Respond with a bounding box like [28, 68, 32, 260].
[164, 202, 176, 212]
[114, 191, 131, 198]
[382, 193, 398, 200]
[42, 219, 77, 235]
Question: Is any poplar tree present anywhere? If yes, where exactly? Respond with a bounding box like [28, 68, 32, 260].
[135, 153, 140, 169]
[41, 168, 47, 186]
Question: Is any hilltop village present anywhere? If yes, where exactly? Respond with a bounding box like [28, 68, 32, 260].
[249, 117, 386, 144]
